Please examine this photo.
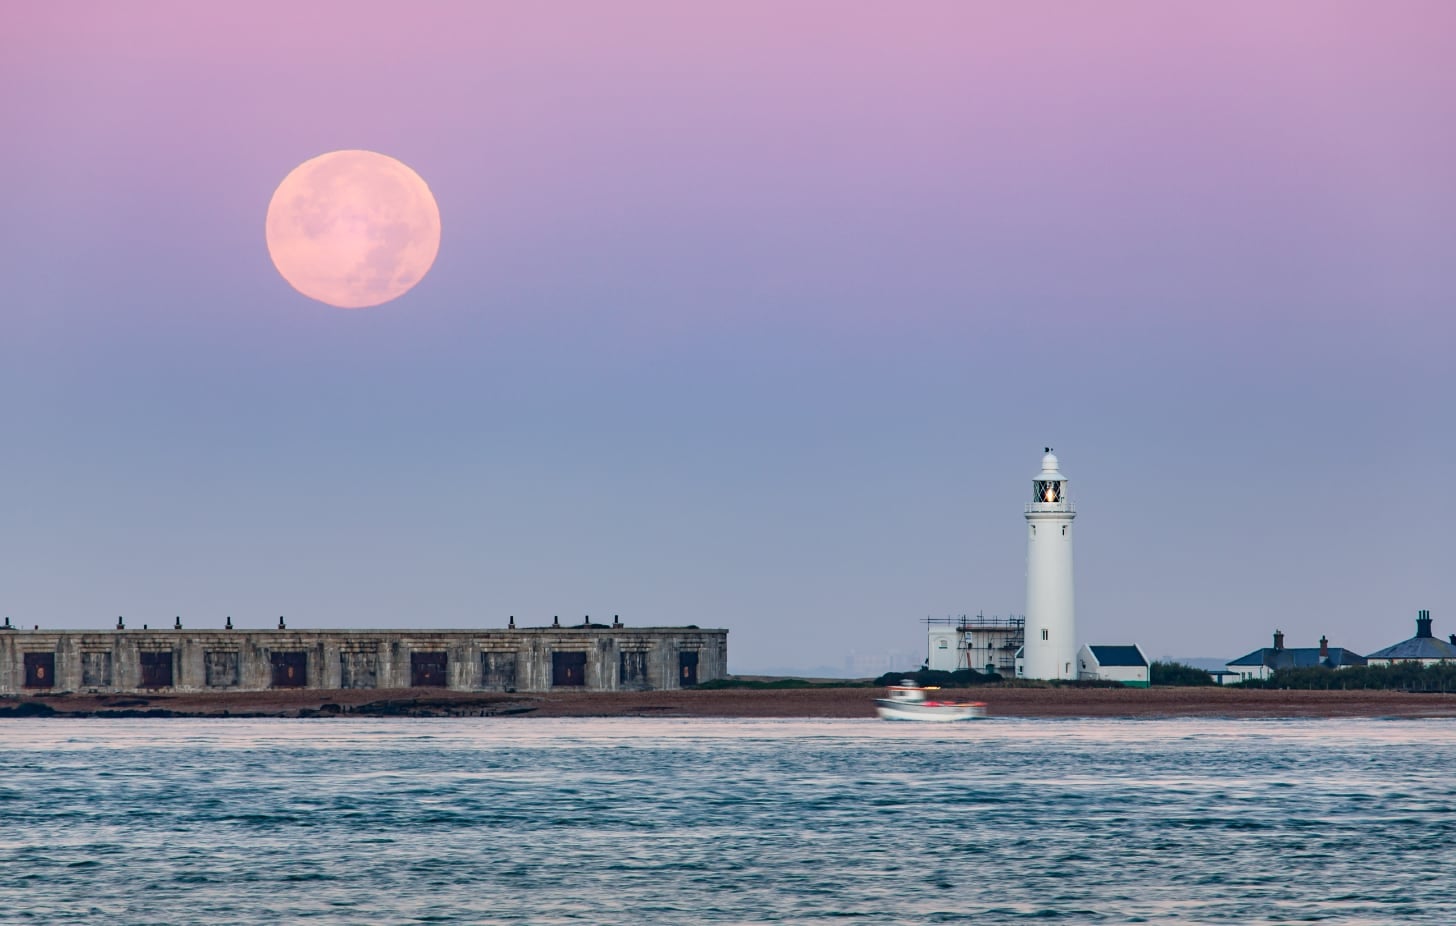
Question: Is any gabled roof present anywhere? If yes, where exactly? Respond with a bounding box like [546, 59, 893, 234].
[1087, 645, 1147, 667]
[1226, 647, 1367, 670]
[1323, 649, 1366, 668]
[1367, 636, 1456, 661]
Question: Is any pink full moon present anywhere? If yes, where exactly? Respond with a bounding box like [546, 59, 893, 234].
[264, 150, 442, 309]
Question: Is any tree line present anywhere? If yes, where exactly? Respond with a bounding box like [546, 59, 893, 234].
[1245, 662, 1456, 691]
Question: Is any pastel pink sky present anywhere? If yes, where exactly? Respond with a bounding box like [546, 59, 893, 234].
[2, 3, 1452, 671]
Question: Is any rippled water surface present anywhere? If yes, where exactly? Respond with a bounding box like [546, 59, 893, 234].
[3, 717, 1455, 923]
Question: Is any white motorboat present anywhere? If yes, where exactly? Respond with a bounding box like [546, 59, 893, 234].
[875, 681, 986, 722]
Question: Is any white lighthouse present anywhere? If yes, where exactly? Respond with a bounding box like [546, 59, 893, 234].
[1022, 448, 1077, 680]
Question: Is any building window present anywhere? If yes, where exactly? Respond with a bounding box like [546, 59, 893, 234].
[1062, 525, 1067, 536]
[1042, 629, 1049, 641]
[410, 652, 448, 687]
[340, 650, 378, 689]
[23, 653, 55, 689]
[482, 652, 518, 690]
[205, 651, 240, 688]
[937, 639, 948, 649]
[679, 651, 700, 686]
[552, 651, 587, 687]
[618, 651, 648, 690]
[81, 652, 112, 687]
[270, 651, 308, 688]
[139, 651, 174, 688]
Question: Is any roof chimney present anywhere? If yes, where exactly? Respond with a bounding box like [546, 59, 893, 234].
[1273, 629, 1284, 651]
[1319, 635, 1329, 658]
[1416, 610, 1433, 639]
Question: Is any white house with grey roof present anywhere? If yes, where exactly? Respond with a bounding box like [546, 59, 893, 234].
[1366, 611, 1456, 666]
[1077, 644, 1149, 687]
[1223, 630, 1366, 683]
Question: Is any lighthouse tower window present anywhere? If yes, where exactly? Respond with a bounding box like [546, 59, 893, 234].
[1042, 629, 1049, 641]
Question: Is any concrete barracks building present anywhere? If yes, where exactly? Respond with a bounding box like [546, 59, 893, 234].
[0, 620, 728, 695]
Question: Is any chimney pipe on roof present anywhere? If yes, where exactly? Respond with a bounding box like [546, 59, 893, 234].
[1273, 630, 1284, 652]
[1319, 635, 1329, 658]
[1416, 610, 1433, 639]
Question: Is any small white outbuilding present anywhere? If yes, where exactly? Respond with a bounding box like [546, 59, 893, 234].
[1076, 644, 1150, 687]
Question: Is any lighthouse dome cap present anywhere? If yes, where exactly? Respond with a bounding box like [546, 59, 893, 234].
[1037, 448, 1064, 479]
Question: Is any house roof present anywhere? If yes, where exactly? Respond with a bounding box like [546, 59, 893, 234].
[1227, 647, 1367, 670]
[1367, 636, 1456, 661]
[1087, 645, 1147, 667]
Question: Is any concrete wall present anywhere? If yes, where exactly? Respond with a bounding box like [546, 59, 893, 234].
[0, 627, 729, 694]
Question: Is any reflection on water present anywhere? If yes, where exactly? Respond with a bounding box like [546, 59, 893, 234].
[2, 717, 1454, 924]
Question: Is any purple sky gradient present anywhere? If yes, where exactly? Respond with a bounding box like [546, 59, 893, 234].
[3, 2, 1453, 672]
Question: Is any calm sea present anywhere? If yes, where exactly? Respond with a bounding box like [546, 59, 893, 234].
[1, 717, 1453, 924]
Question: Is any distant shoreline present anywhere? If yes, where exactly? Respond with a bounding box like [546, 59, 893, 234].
[4, 686, 1456, 719]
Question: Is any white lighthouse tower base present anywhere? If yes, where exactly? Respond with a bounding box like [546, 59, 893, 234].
[1022, 449, 1077, 680]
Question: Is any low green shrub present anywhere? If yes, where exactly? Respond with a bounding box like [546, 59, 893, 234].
[695, 677, 871, 690]
[1242, 663, 1456, 691]
[1150, 661, 1215, 686]
[872, 668, 1002, 688]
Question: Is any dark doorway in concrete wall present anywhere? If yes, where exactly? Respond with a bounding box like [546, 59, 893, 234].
[340, 651, 378, 689]
[139, 651, 174, 688]
[619, 650, 649, 690]
[411, 652, 447, 687]
[552, 651, 587, 687]
[81, 652, 113, 687]
[23, 653, 55, 689]
[481, 652, 517, 690]
[270, 651, 307, 688]
[679, 651, 699, 687]
[205, 651, 240, 688]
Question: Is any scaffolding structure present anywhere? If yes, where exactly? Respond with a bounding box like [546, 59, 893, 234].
[924, 613, 1025, 676]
